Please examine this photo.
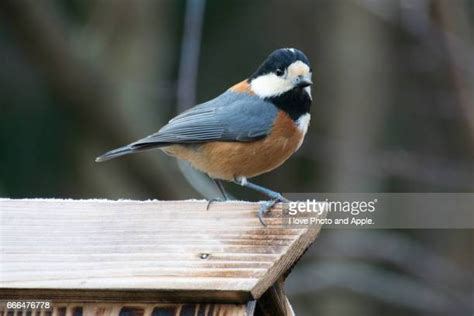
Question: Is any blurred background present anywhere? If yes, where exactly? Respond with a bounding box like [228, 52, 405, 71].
[0, 0, 473, 315]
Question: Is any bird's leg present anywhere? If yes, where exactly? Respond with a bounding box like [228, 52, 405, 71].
[234, 177, 289, 201]
[214, 179, 230, 200]
[206, 179, 230, 210]
[234, 177, 290, 226]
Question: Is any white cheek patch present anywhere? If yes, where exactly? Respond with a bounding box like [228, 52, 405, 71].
[250, 73, 293, 98]
[250, 60, 312, 98]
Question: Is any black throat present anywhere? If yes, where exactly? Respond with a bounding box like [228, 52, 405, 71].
[265, 88, 312, 121]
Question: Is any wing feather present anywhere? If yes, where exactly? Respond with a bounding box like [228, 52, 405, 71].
[131, 91, 278, 148]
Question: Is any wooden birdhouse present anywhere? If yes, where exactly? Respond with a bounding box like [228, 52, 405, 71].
[0, 199, 324, 315]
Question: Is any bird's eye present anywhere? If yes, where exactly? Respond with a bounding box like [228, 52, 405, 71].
[275, 68, 284, 76]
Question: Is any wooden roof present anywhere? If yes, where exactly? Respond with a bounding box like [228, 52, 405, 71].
[0, 199, 323, 303]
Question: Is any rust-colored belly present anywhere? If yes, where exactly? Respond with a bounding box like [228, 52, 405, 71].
[162, 112, 305, 181]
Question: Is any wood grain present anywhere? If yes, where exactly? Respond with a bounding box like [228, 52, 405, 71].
[0, 303, 249, 316]
[0, 199, 323, 303]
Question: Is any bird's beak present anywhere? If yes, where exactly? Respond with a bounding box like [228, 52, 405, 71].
[294, 75, 313, 88]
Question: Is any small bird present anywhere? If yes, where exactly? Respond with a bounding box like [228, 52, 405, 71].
[96, 48, 313, 225]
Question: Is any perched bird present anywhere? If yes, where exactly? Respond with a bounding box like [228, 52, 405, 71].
[96, 48, 313, 225]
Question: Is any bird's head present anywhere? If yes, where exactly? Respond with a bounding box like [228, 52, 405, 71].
[248, 48, 312, 99]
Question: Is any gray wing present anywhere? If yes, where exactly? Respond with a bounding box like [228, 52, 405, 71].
[96, 91, 278, 162]
[132, 90, 278, 147]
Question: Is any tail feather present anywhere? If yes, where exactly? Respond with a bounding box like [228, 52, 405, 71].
[95, 145, 136, 162]
[95, 142, 168, 162]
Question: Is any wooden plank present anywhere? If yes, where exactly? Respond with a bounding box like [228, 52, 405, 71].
[0, 303, 249, 316]
[255, 278, 294, 316]
[0, 199, 323, 303]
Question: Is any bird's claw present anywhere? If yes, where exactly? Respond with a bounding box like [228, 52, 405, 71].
[258, 197, 289, 226]
[275, 194, 290, 203]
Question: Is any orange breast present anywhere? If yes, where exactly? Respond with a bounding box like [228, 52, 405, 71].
[162, 112, 305, 181]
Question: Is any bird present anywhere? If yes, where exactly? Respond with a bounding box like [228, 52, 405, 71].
[96, 48, 313, 225]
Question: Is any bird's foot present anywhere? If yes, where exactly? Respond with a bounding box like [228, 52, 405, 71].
[258, 195, 290, 226]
